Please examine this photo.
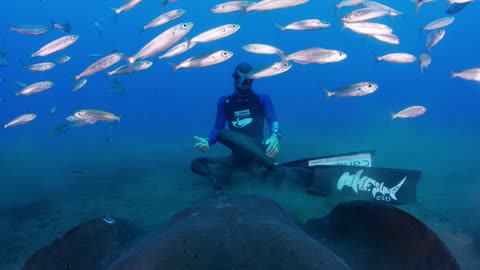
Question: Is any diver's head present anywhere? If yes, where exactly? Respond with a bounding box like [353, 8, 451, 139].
[232, 62, 253, 95]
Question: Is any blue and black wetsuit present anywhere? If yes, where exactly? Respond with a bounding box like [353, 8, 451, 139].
[207, 89, 280, 146]
[191, 89, 280, 185]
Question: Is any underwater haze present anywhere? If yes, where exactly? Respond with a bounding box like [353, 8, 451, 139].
[0, 0, 479, 269]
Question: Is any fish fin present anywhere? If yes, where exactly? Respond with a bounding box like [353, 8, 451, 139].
[167, 62, 178, 72]
[322, 88, 333, 99]
[372, 52, 380, 64]
[18, 59, 26, 71]
[278, 53, 288, 63]
[139, 26, 146, 35]
[185, 38, 193, 50]
[450, 71, 456, 79]
[390, 111, 396, 120]
[107, 7, 119, 24]
[274, 23, 285, 31]
[11, 80, 28, 88]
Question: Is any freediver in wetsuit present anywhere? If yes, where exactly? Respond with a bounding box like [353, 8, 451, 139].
[191, 63, 282, 189]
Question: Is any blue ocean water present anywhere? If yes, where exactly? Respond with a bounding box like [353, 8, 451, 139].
[0, 0, 479, 269]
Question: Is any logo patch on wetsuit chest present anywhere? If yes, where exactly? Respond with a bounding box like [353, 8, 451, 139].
[232, 109, 253, 128]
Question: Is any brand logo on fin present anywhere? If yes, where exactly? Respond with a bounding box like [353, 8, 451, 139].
[337, 170, 406, 201]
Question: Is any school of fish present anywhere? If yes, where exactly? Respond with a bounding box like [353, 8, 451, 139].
[1, 0, 479, 129]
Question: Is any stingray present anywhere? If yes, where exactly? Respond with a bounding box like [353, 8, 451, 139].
[303, 200, 461, 270]
[107, 194, 351, 270]
[21, 216, 144, 270]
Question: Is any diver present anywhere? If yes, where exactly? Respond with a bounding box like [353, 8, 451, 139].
[191, 62, 282, 189]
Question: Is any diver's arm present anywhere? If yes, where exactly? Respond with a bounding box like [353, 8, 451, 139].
[261, 95, 281, 138]
[206, 96, 227, 146]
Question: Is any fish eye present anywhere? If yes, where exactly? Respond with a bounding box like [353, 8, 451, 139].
[178, 9, 184, 13]
[72, 35, 78, 39]
[232, 25, 237, 28]
[182, 23, 188, 28]
[283, 62, 289, 67]
[222, 51, 228, 56]
[368, 83, 372, 87]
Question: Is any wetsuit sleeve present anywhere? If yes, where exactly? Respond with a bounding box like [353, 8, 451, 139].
[261, 95, 280, 136]
[206, 97, 226, 146]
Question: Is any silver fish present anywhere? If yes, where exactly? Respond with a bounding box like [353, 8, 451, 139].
[451, 68, 480, 82]
[343, 22, 392, 36]
[55, 54, 71, 64]
[247, 61, 292, 79]
[72, 78, 88, 92]
[171, 50, 234, 70]
[108, 61, 153, 75]
[448, 0, 474, 4]
[143, 9, 186, 31]
[113, 0, 143, 15]
[75, 53, 124, 80]
[426, 29, 445, 52]
[242, 44, 286, 60]
[16, 81, 54, 96]
[246, 0, 309, 12]
[128, 22, 194, 64]
[70, 109, 120, 125]
[421, 17, 455, 31]
[51, 20, 71, 32]
[392, 106, 427, 119]
[24, 62, 56, 72]
[415, 0, 436, 15]
[10, 25, 49, 35]
[418, 53, 431, 75]
[324, 82, 378, 97]
[286, 48, 347, 64]
[372, 33, 400, 45]
[212, 1, 256, 13]
[376, 53, 416, 64]
[190, 24, 240, 45]
[276, 19, 330, 31]
[363, 1, 404, 16]
[336, 0, 364, 9]
[4, 113, 36, 128]
[32, 35, 80, 58]
[158, 41, 196, 60]
[341, 7, 390, 23]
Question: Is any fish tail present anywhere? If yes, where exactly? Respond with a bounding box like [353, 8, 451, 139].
[185, 38, 193, 50]
[390, 112, 396, 120]
[278, 53, 288, 63]
[274, 23, 285, 31]
[107, 7, 119, 23]
[167, 62, 178, 73]
[322, 88, 333, 98]
[127, 56, 136, 64]
[450, 71, 456, 79]
[18, 59, 25, 70]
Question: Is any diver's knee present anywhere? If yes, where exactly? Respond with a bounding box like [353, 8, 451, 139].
[191, 158, 209, 176]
